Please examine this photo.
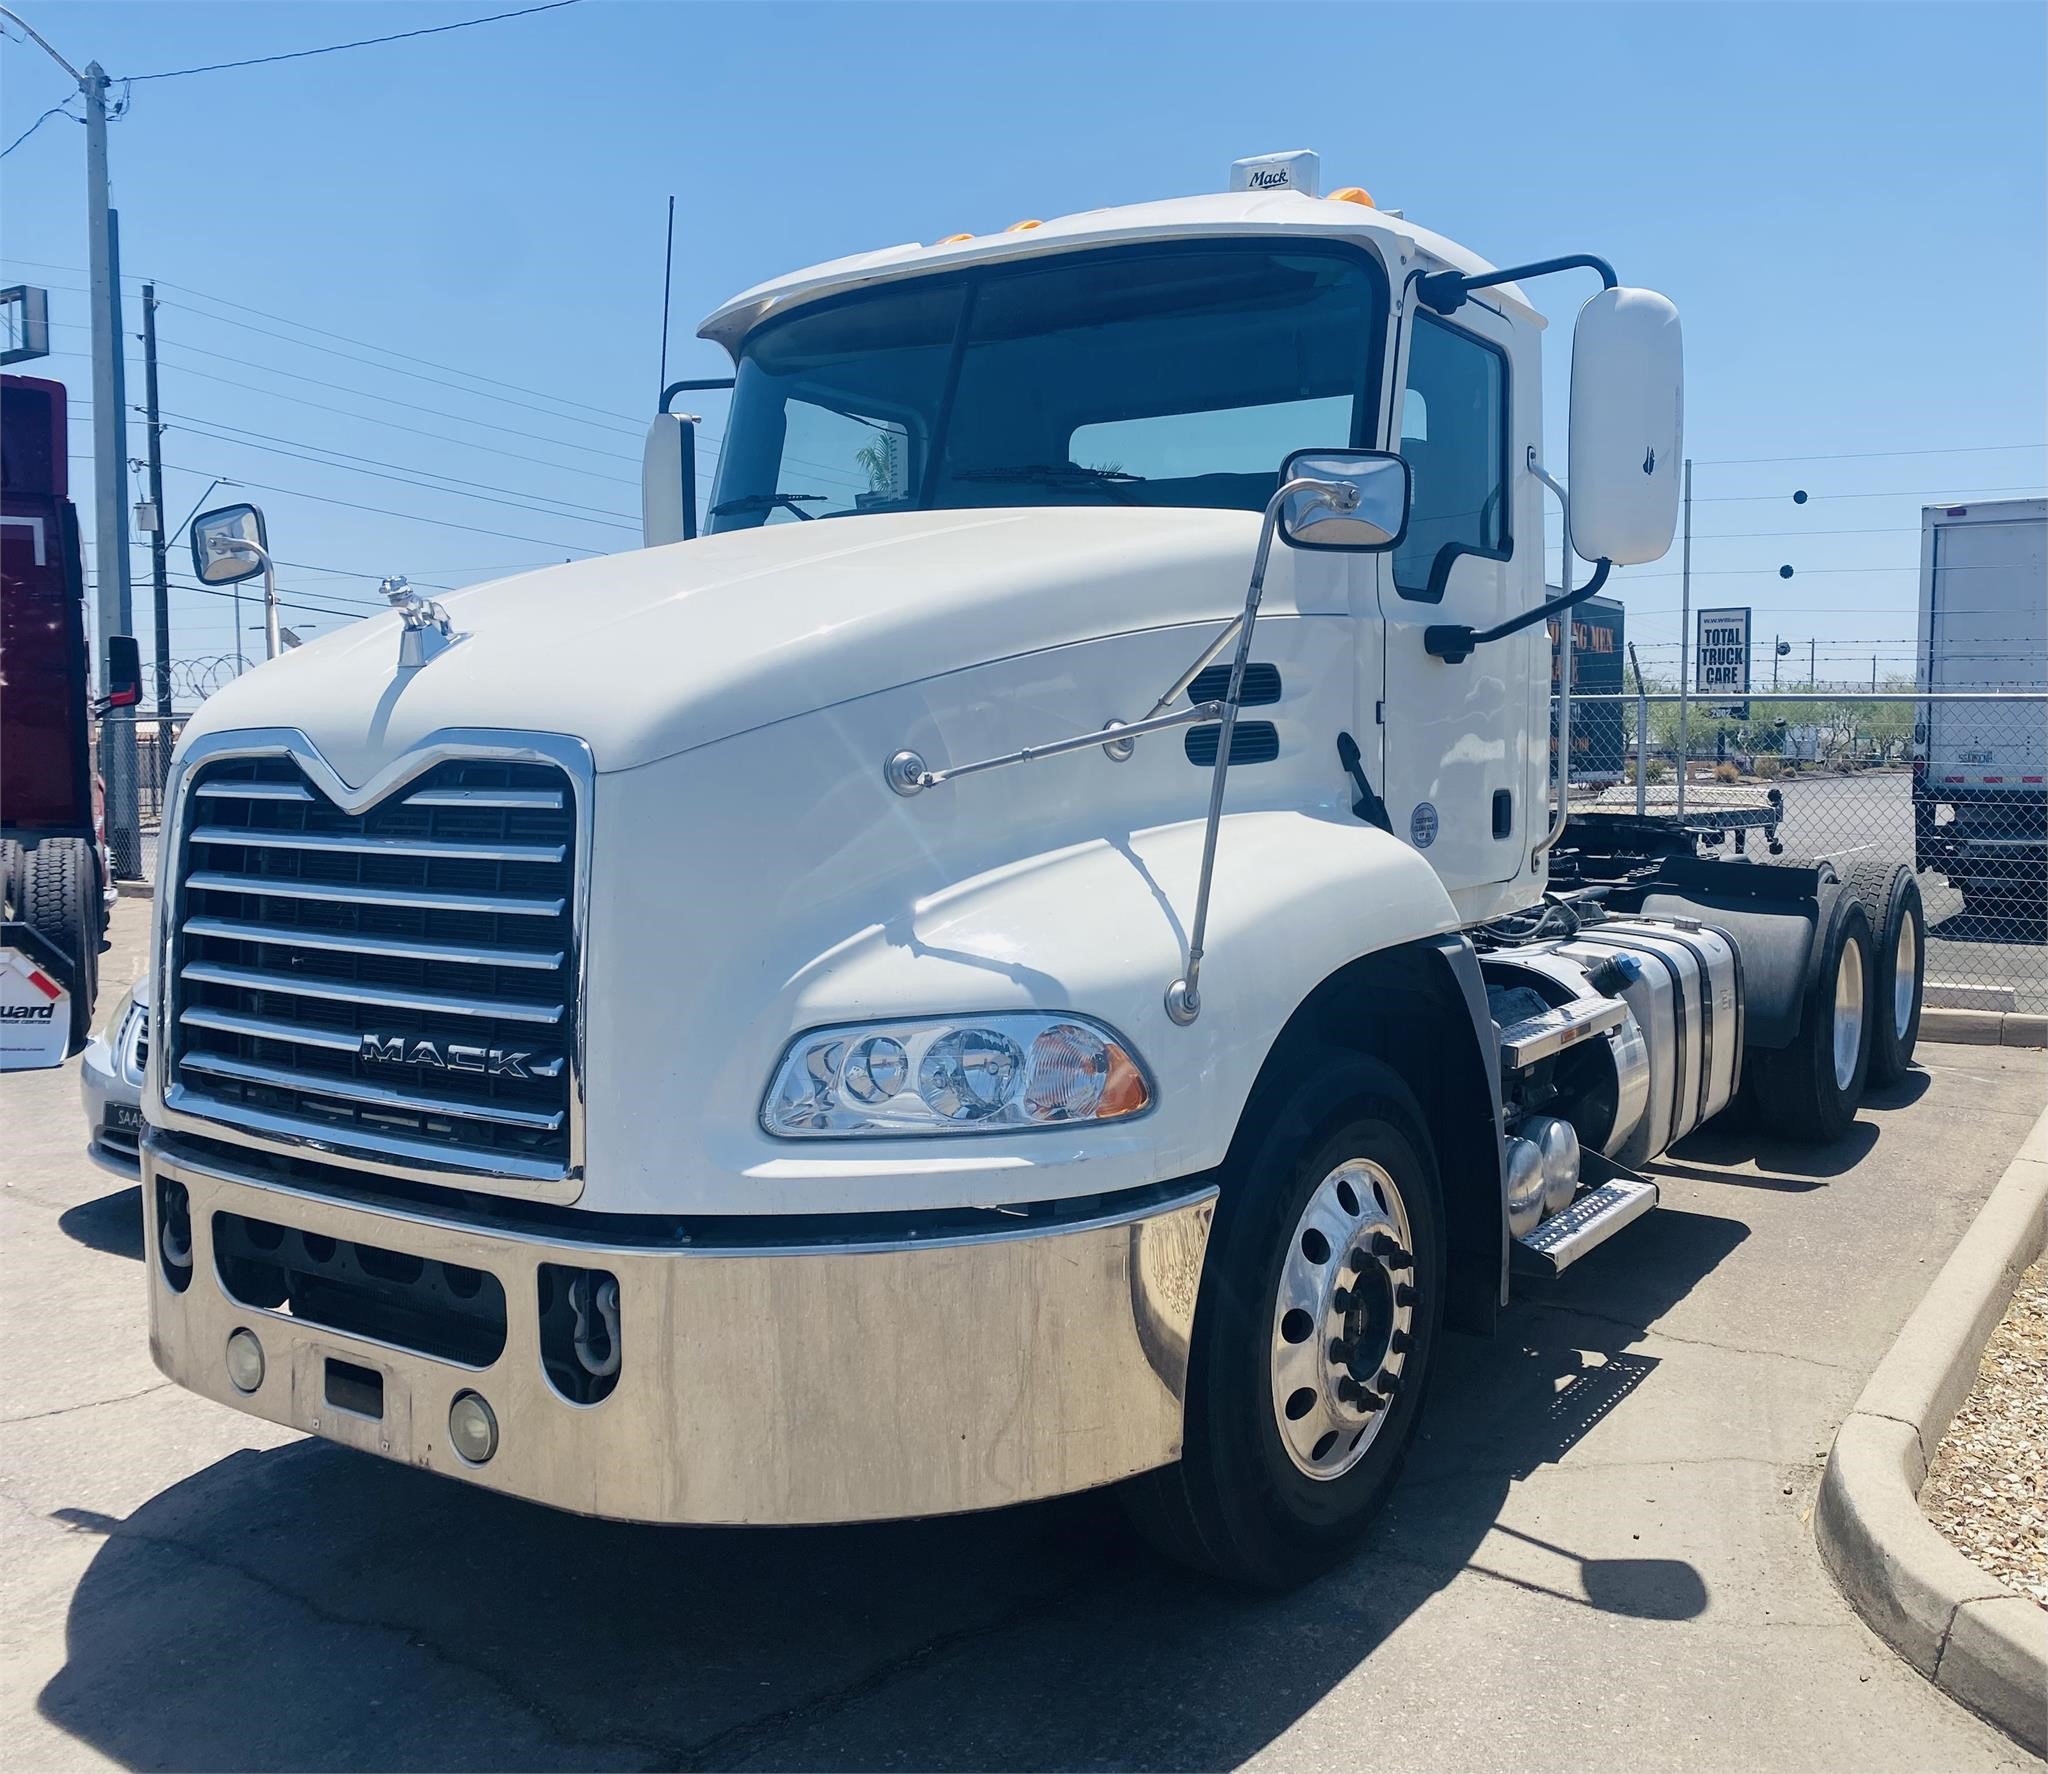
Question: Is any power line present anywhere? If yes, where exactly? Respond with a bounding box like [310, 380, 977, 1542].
[168, 465, 608, 554]
[157, 284, 641, 427]
[1, 101, 77, 159]
[167, 573, 386, 624]
[148, 341, 645, 461]
[126, 1, 583, 80]
[135, 301, 634, 432]
[4, 255, 648, 436]
[1692, 484, 2046, 504]
[164, 413, 640, 528]
[1693, 443, 2045, 467]
[154, 295, 639, 434]
[141, 355, 640, 471]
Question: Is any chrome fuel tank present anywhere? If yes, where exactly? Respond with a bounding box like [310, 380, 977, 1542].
[1560, 916, 1742, 1164]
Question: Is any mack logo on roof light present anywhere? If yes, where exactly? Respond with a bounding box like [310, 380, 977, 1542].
[357, 1034, 559, 1079]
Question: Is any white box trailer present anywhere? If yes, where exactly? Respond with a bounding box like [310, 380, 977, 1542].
[1914, 497, 2047, 909]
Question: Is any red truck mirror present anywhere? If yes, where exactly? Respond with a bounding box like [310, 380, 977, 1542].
[97, 635, 141, 713]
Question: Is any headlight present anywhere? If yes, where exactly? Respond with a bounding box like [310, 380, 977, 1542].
[97, 983, 137, 1047]
[762, 1013, 1152, 1138]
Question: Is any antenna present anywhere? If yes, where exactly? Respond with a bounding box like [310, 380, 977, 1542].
[657, 194, 676, 404]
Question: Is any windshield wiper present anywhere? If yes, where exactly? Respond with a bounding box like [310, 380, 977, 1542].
[953, 463, 1145, 503]
[707, 492, 826, 521]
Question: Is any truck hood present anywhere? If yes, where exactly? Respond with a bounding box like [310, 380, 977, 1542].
[178, 507, 1274, 782]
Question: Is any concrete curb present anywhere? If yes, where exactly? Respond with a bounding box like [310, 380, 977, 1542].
[1816, 1104, 2048, 1755]
[1920, 1007, 2048, 1049]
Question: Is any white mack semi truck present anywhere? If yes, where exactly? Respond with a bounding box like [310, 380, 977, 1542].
[142, 153, 1925, 1585]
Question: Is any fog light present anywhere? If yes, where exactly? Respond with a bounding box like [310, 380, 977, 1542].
[448, 1390, 498, 1464]
[224, 1327, 265, 1393]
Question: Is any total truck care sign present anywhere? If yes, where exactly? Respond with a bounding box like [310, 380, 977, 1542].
[1696, 606, 1751, 717]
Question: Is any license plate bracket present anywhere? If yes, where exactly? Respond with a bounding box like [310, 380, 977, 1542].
[291, 1344, 414, 1460]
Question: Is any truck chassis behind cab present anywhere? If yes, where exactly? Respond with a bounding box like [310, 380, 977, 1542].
[142, 154, 1925, 1584]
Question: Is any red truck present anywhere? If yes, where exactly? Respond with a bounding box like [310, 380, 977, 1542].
[1, 371, 139, 1053]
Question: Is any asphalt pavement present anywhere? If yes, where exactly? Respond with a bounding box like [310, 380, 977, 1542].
[2, 896, 2044, 1771]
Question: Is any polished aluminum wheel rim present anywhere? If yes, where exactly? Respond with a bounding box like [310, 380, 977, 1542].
[1270, 1158, 1415, 1481]
[1893, 915, 1917, 1039]
[1833, 937, 1866, 1092]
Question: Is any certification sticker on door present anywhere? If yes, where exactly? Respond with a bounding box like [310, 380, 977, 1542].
[1409, 802, 1439, 850]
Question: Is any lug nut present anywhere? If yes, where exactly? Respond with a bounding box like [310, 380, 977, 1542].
[1331, 1287, 1353, 1313]
[1390, 1329, 1414, 1354]
[1370, 1233, 1413, 1270]
[1336, 1377, 1360, 1404]
[1395, 1283, 1418, 1307]
[1347, 1248, 1370, 1274]
[1377, 1368, 1401, 1394]
[1328, 1338, 1352, 1364]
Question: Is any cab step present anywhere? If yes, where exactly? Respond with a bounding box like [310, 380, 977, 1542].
[1511, 1162, 1659, 1279]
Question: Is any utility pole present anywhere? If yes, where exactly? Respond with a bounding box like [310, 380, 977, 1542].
[1675, 457, 1693, 814]
[1773, 633, 1781, 691]
[0, 15, 142, 869]
[83, 63, 139, 875]
[1809, 637, 1816, 687]
[142, 284, 173, 773]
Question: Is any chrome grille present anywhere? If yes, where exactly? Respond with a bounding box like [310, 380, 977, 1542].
[169, 754, 578, 1180]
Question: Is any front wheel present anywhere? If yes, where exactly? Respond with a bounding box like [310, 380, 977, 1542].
[1121, 1056, 1445, 1588]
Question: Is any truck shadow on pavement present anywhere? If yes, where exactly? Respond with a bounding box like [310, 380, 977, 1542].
[36, 1209, 1743, 1772]
[56, 1184, 143, 1261]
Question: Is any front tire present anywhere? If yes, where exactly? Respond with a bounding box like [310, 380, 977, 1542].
[1121, 1055, 1446, 1587]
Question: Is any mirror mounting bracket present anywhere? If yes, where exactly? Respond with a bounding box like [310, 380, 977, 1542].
[1416, 252, 1617, 317]
[1425, 557, 1612, 664]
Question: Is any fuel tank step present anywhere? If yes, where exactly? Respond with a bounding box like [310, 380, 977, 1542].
[1510, 1168, 1660, 1279]
[1496, 993, 1631, 1071]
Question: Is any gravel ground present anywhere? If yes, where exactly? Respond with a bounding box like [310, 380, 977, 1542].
[1920, 1256, 2048, 1608]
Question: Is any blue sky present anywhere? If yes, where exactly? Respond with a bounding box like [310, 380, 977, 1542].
[3, 0, 2042, 689]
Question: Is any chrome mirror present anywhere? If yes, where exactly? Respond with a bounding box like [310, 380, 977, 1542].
[190, 502, 268, 586]
[1276, 448, 1411, 551]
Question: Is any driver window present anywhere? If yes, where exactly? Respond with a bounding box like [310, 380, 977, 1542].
[1394, 314, 1509, 601]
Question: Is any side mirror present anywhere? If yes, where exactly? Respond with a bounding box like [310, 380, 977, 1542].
[190, 502, 268, 585]
[643, 414, 695, 547]
[1568, 288, 1683, 565]
[1277, 448, 1412, 551]
[101, 634, 141, 711]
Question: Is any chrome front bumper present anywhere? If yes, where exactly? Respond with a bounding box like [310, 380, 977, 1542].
[143, 1139, 1215, 1525]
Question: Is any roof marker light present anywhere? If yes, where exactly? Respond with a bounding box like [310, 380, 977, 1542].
[935, 233, 973, 245]
[1327, 186, 1375, 208]
[1005, 219, 1043, 233]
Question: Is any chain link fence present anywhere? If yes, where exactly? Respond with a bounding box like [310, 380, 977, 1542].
[1563, 691, 2048, 1012]
[93, 711, 193, 886]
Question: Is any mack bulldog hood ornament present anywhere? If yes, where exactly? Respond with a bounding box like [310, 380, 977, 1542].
[380, 574, 466, 670]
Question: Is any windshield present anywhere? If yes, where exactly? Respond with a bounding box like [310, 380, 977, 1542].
[708, 242, 1385, 531]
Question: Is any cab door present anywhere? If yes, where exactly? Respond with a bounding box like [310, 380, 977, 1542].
[1376, 301, 1535, 895]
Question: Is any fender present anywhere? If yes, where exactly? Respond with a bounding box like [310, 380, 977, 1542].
[608, 808, 1471, 1216]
